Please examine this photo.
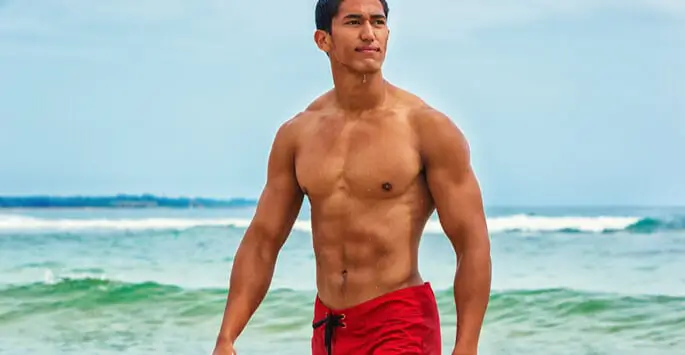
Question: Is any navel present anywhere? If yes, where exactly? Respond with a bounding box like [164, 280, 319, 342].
[381, 182, 393, 191]
[341, 269, 348, 292]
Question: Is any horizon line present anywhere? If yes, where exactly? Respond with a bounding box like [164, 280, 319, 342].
[0, 194, 682, 209]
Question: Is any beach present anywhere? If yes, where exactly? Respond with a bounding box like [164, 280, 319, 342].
[1, 205, 684, 354]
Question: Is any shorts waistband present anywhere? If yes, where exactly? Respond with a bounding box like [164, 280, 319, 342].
[315, 282, 435, 316]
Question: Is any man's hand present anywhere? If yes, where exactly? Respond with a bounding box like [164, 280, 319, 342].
[212, 341, 236, 355]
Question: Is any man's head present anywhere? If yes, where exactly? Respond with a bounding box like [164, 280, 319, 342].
[314, 0, 390, 75]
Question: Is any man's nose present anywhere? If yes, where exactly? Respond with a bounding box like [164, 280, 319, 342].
[359, 22, 375, 41]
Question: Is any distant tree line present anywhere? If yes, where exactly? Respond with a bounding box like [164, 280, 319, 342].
[0, 194, 256, 208]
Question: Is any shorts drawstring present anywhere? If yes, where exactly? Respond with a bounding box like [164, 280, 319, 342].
[312, 312, 346, 355]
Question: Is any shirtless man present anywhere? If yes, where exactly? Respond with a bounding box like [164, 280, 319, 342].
[212, 0, 491, 354]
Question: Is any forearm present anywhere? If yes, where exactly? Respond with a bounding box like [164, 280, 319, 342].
[216, 236, 278, 344]
[453, 245, 492, 351]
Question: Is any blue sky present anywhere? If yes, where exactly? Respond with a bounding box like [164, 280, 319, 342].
[1, 0, 683, 206]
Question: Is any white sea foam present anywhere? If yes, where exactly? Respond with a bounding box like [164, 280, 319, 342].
[0, 213, 641, 234]
[481, 214, 640, 233]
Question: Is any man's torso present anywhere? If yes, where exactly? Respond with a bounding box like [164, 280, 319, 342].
[289, 86, 438, 309]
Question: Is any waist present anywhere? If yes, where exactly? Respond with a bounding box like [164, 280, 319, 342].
[314, 282, 437, 319]
[315, 268, 424, 310]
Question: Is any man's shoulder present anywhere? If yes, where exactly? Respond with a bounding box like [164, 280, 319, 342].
[399, 101, 461, 139]
[285, 90, 335, 125]
[273, 91, 334, 142]
[390, 85, 454, 127]
[304, 89, 336, 113]
[409, 106, 454, 129]
[392, 90, 468, 156]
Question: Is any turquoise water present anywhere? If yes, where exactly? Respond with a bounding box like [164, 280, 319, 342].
[1, 206, 684, 354]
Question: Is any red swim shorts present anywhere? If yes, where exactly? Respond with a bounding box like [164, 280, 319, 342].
[311, 282, 442, 355]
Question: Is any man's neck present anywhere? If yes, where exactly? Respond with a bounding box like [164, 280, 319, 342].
[331, 67, 386, 112]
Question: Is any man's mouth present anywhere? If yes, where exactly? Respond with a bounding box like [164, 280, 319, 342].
[355, 46, 380, 52]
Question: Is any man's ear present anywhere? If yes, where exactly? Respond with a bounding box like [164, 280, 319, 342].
[314, 30, 331, 53]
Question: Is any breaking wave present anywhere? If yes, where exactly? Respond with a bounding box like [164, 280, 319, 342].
[0, 214, 683, 234]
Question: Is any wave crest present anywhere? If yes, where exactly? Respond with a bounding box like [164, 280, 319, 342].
[2, 278, 683, 321]
[0, 214, 683, 234]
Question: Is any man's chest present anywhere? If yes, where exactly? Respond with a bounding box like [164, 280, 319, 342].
[294, 117, 423, 199]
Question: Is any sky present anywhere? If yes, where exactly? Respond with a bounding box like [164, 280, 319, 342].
[0, 0, 683, 206]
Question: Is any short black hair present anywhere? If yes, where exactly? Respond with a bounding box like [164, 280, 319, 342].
[315, 0, 389, 33]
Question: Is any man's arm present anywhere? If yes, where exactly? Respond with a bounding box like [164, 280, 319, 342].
[416, 109, 491, 354]
[215, 117, 304, 347]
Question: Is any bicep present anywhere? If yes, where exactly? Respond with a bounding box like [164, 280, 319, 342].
[246, 122, 304, 250]
[421, 115, 489, 254]
[427, 163, 487, 252]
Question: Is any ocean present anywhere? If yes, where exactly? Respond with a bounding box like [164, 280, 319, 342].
[1, 205, 684, 355]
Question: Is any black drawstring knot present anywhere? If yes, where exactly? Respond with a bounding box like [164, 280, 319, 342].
[313, 312, 346, 355]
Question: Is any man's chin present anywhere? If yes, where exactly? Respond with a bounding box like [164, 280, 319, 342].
[353, 62, 383, 75]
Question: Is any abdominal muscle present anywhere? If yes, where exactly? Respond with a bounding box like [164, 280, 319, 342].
[309, 194, 431, 310]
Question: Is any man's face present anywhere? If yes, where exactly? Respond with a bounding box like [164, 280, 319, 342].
[316, 0, 389, 74]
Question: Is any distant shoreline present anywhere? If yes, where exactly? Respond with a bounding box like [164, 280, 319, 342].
[0, 195, 257, 209]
